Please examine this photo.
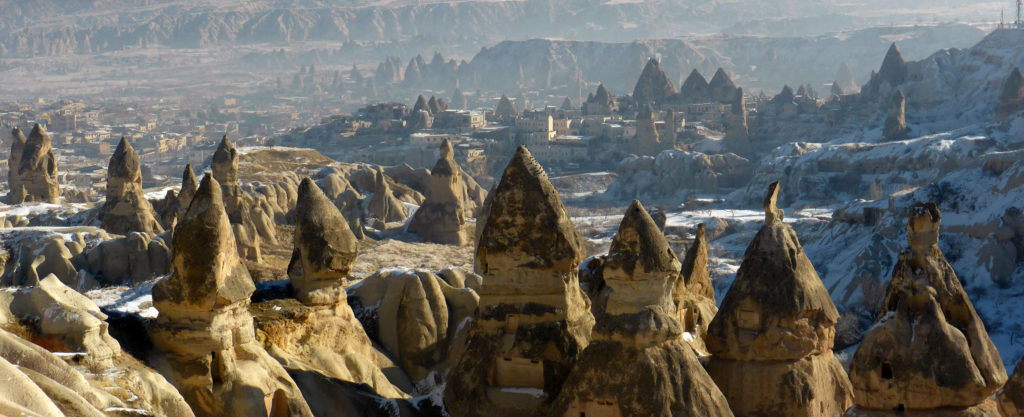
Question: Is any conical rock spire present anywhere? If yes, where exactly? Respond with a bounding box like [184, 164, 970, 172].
[288, 177, 359, 305]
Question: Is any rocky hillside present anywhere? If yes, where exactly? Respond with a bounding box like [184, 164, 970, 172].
[0, 0, 995, 59]
[375, 24, 985, 97]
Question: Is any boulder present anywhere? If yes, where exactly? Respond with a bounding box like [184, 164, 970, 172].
[349, 268, 479, 385]
[998, 357, 1024, 417]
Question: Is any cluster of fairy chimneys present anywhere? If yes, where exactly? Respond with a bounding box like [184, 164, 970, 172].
[443, 145, 1018, 416]
[7, 124, 60, 204]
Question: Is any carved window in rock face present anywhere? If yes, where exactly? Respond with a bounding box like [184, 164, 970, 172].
[494, 357, 545, 389]
[565, 399, 622, 417]
[737, 308, 760, 330]
[881, 362, 893, 380]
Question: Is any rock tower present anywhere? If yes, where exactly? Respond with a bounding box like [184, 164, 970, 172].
[151, 174, 313, 417]
[16, 124, 60, 203]
[408, 139, 471, 245]
[288, 177, 359, 305]
[100, 137, 164, 235]
[444, 146, 595, 417]
[212, 135, 262, 260]
[883, 90, 908, 141]
[553, 201, 734, 417]
[847, 203, 1007, 416]
[706, 182, 853, 416]
[6, 127, 25, 203]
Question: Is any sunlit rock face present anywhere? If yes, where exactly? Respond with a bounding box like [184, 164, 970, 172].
[100, 137, 164, 236]
[552, 200, 733, 417]
[408, 140, 471, 245]
[846, 203, 1007, 416]
[14, 124, 61, 204]
[706, 182, 854, 417]
[444, 146, 594, 417]
[151, 174, 314, 417]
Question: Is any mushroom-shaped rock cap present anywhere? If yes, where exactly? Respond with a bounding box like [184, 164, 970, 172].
[154, 174, 255, 312]
[211, 135, 238, 184]
[707, 181, 839, 361]
[107, 137, 141, 181]
[476, 146, 584, 272]
[606, 200, 679, 277]
[292, 177, 359, 279]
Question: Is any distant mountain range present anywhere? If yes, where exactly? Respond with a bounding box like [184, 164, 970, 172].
[0, 0, 999, 57]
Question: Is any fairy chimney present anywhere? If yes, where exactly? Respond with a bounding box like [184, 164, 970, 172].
[287, 177, 359, 305]
[407, 140, 470, 245]
[552, 201, 734, 417]
[444, 146, 594, 417]
[6, 127, 25, 203]
[17, 124, 60, 203]
[847, 203, 1007, 416]
[706, 181, 853, 416]
[151, 174, 314, 417]
[100, 137, 164, 235]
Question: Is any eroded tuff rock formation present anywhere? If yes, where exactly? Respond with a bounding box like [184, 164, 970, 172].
[445, 146, 595, 417]
[724, 88, 749, 150]
[676, 222, 719, 355]
[258, 176, 406, 399]
[864, 42, 908, 99]
[999, 358, 1024, 416]
[212, 135, 264, 260]
[178, 163, 199, 214]
[100, 138, 164, 235]
[0, 274, 194, 416]
[679, 69, 710, 103]
[633, 57, 676, 105]
[846, 203, 1007, 416]
[553, 201, 733, 417]
[635, 103, 666, 156]
[7, 127, 25, 203]
[288, 177, 359, 305]
[151, 174, 313, 417]
[883, 90, 909, 141]
[706, 182, 853, 416]
[367, 167, 408, 225]
[13, 124, 60, 204]
[494, 94, 518, 122]
[349, 267, 480, 386]
[708, 68, 739, 103]
[407, 140, 471, 245]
